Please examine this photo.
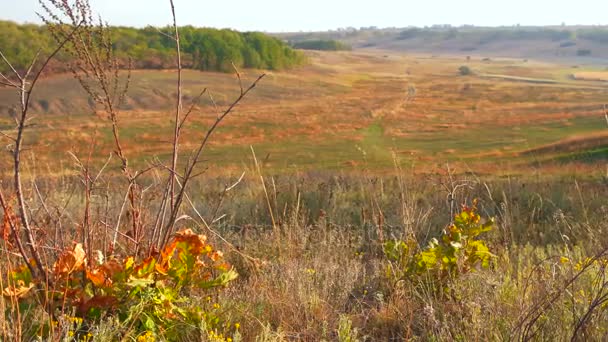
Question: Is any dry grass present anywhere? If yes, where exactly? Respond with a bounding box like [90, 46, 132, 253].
[1, 50, 607, 175]
[1, 29, 608, 339]
[4, 170, 608, 341]
[573, 71, 608, 82]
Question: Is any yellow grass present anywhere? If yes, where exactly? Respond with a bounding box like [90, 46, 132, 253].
[572, 71, 608, 81]
[0, 50, 606, 175]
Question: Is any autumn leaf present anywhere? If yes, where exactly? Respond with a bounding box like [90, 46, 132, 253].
[87, 268, 111, 287]
[133, 256, 156, 278]
[173, 229, 207, 255]
[54, 243, 86, 276]
[3, 280, 34, 299]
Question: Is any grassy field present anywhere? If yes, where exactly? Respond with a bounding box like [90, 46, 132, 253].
[2, 47, 608, 341]
[1, 50, 607, 176]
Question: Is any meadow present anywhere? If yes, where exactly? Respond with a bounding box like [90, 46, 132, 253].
[1, 8, 608, 341]
[1, 50, 606, 176]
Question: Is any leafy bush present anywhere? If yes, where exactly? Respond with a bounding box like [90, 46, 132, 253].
[384, 201, 495, 288]
[459, 65, 473, 76]
[3, 229, 238, 340]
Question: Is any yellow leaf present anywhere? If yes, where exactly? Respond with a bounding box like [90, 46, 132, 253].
[3, 280, 34, 299]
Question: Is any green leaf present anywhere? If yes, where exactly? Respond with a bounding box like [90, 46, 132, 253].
[143, 314, 156, 331]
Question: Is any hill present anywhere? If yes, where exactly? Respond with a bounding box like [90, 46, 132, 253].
[1, 49, 607, 175]
[275, 26, 608, 63]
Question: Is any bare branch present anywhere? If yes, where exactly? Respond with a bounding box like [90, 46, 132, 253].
[154, 27, 176, 41]
[231, 62, 244, 95]
[178, 88, 207, 131]
[0, 186, 36, 278]
[159, 73, 265, 248]
[24, 22, 83, 115]
[92, 153, 113, 184]
[7, 21, 84, 285]
[0, 50, 23, 81]
[226, 171, 246, 192]
[207, 91, 220, 114]
[23, 50, 42, 82]
[0, 81, 19, 88]
[0, 72, 19, 88]
[0, 131, 16, 142]
[168, 0, 183, 210]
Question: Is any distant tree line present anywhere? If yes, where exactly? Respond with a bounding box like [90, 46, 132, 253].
[394, 27, 608, 46]
[0, 20, 305, 74]
[397, 27, 576, 42]
[278, 25, 608, 49]
[291, 40, 352, 51]
[577, 29, 608, 43]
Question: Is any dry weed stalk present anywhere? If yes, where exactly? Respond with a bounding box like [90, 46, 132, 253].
[512, 246, 608, 341]
[0, 0, 265, 319]
[0, 22, 82, 285]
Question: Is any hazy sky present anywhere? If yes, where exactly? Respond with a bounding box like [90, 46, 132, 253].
[2, 0, 606, 32]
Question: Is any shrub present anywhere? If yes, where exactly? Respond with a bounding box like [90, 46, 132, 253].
[459, 65, 473, 76]
[384, 201, 495, 289]
[3, 229, 238, 340]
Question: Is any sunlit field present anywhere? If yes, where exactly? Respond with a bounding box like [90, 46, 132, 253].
[1, 50, 606, 176]
[1, 5, 608, 339]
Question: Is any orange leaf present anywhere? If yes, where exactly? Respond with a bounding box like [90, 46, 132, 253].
[160, 240, 178, 262]
[209, 250, 223, 262]
[54, 243, 86, 276]
[174, 229, 207, 255]
[133, 256, 156, 278]
[86, 269, 110, 287]
[155, 262, 169, 275]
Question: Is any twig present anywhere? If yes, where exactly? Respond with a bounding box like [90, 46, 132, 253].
[178, 88, 207, 131]
[0, 71, 19, 87]
[0, 80, 19, 88]
[10, 22, 83, 284]
[0, 187, 37, 279]
[168, 0, 183, 210]
[0, 131, 16, 141]
[231, 62, 244, 95]
[251, 146, 277, 229]
[159, 73, 266, 249]
[0, 50, 23, 81]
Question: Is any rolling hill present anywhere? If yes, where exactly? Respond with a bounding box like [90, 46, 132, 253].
[277, 26, 608, 64]
[1, 49, 607, 175]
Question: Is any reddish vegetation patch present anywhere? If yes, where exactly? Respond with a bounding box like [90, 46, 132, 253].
[2, 50, 607, 174]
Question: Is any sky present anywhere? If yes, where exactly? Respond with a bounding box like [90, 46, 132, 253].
[2, 0, 607, 32]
